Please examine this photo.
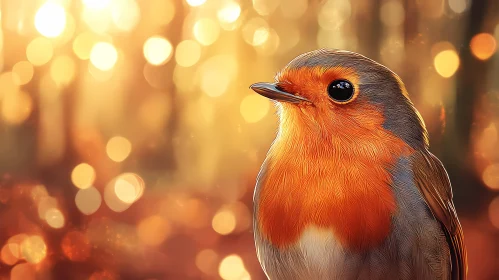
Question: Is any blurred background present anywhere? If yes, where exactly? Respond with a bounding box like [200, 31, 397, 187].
[0, 0, 498, 279]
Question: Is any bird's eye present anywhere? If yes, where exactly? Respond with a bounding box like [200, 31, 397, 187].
[327, 80, 355, 103]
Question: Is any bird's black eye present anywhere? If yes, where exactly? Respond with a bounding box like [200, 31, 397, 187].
[327, 80, 355, 103]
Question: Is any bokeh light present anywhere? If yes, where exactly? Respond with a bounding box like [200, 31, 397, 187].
[1, 243, 20, 265]
[240, 95, 270, 123]
[82, 0, 111, 10]
[219, 254, 248, 280]
[26, 37, 54, 66]
[75, 186, 102, 215]
[175, 40, 202, 67]
[212, 209, 236, 235]
[114, 173, 144, 203]
[38, 196, 58, 220]
[489, 196, 499, 229]
[35, 2, 67, 38]
[217, 2, 241, 23]
[20, 236, 47, 264]
[1, 91, 33, 125]
[73, 32, 100, 60]
[111, 0, 141, 32]
[104, 173, 144, 212]
[193, 18, 220, 46]
[434, 50, 460, 78]
[12, 61, 34, 85]
[71, 163, 96, 189]
[449, 0, 468, 13]
[106, 136, 132, 162]
[90, 42, 118, 71]
[45, 208, 65, 229]
[483, 164, 499, 190]
[186, 0, 206, 7]
[470, 33, 497, 60]
[196, 249, 219, 275]
[143, 36, 173, 66]
[82, 6, 112, 34]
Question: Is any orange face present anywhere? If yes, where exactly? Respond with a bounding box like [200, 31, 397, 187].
[251, 50, 425, 251]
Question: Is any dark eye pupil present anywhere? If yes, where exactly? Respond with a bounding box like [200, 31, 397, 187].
[327, 80, 354, 102]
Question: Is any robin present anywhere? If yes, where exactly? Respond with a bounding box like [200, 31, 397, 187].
[250, 49, 467, 280]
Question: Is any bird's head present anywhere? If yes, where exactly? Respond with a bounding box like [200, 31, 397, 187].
[251, 49, 428, 150]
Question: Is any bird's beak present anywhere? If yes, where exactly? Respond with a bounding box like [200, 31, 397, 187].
[250, 82, 311, 104]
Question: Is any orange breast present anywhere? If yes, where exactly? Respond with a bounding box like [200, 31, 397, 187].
[256, 103, 412, 251]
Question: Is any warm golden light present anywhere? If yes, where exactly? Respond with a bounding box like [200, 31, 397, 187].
[137, 215, 170, 246]
[242, 17, 268, 45]
[82, 0, 111, 10]
[175, 40, 202, 67]
[252, 27, 270, 46]
[219, 254, 247, 280]
[483, 164, 499, 190]
[240, 95, 270, 123]
[26, 37, 54, 66]
[196, 249, 219, 275]
[71, 163, 96, 189]
[111, 0, 141, 32]
[143, 36, 173, 66]
[434, 50, 460, 78]
[12, 61, 34, 86]
[470, 33, 497, 60]
[73, 32, 100, 60]
[186, 0, 206, 7]
[45, 208, 65, 229]
[106, 136, 132, 162]
[1, 91, 33, 125]
[75, 186, 102, 215]
[21, 236, 47, 264]
[35, 2, 67, 38]
[193, 18, 220, 46]
[50, 55, 76, 87]
[90, 42, 118, 71]
[212, 209, 236, 235]
[217, 2, 241, 23]
[38, 196, 58, 219]
[489, 196, 499, 229]
[114, 173, 145, 203]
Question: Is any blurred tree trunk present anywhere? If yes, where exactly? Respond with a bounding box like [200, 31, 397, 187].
[402, 0, 420, 103]
[442, 0, 493, 209]
[357, 0, 382, 60]
[137, 1, 184, 174]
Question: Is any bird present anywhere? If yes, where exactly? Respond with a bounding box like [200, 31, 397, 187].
[249, 49, 467, 280]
